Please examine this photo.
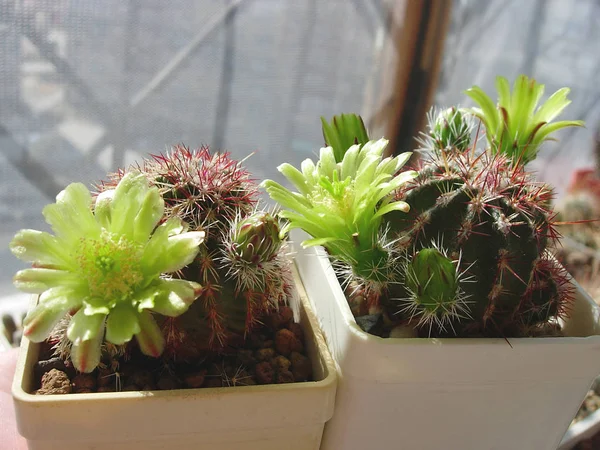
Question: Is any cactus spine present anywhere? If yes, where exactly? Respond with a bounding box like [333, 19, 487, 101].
[100, 145, 292, 359]
[265, 75, 582, 338]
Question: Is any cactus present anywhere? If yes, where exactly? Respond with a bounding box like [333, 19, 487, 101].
[388, 75, 581, 337]
[265, 75, 582, 338]
[261, 119, 417, 314]
[100, 145, 292, 360]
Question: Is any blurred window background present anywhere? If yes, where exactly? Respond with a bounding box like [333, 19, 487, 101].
[1, 0, 599, 306]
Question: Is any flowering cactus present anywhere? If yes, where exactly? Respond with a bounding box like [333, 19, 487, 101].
[99, 146, 292, 358]
[262, 124, 417, 310]
[10, 172, 205, 372]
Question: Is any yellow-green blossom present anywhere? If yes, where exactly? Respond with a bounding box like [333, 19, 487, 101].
[10, 171, 205, 373]
[465, 74, 584, 165]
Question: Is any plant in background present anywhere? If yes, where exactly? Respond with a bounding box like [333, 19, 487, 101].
[266, 75, 583, 338]
[262, 116, 417, 313]
[100, 145, 292, 360]
[9, 172, 205, 372]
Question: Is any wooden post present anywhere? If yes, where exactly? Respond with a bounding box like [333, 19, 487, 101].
[368, 0, 453, 157]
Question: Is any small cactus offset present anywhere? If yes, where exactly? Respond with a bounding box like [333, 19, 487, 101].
[100, 145, 292, 360]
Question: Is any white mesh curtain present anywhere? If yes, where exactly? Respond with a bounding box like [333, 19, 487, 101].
[0, 0, 392, 299]
[2, 0, 599, 301]
[435, 0, 600, 197]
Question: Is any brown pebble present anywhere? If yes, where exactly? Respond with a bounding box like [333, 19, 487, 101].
[271, 355, 291, 372]
[275, 370, 295, 384]
[73, 388, 94, 394]
[204, 378, 224, 388]
[97, 367, 115, 387]
[118, 363, 139, 379]
[183, 370, 207, 389]
[290, 351, 312, 381]
[236, 349, 256, 367]
[255, 348, 275, 362]
[157, 374, 180, 390]
[255, 361, 274, 384]
[264, 306, 294, 331]
[121, 384, 139, 392]
[287, 322, 304, 342]
[206, 363, 222, 377]
[72, 373, 97, 393]
[36, 369, 71, 395]
[129, 370, 155, 389]
[274, 329, 303, 356]
[247, 333, 266, 349]
[97, 386, 115, 393]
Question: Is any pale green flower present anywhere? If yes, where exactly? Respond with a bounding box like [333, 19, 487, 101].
[10, 172, 205, 373]
[465, 74, 584, 165]
[262, 136, 416, 282]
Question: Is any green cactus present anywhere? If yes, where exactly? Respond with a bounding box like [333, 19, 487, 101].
[100, 145, 292, 359]
[427, 106, 473, 152]
[402, 246, 473, 333]
[387, 75, 582, 337]
[262, 120, 417, 313]
[265, 75, 581, 338]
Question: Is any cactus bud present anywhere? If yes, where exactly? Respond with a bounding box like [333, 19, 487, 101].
[406, 248, 458, 312]
[232, 212, 282, 264]
[431, 107, 472, 152]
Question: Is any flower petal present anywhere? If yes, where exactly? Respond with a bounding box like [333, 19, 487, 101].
[94, 189, 114, 229]
[9, 229, 71, 268]
[23, 287, 82, 342]
[105, 303, 141, 345]
[70, 321, 105, 373]
[13, 268, 81, 294]
[109, 172, 150, 238]
[67, 308, 107, 343]
[43, 183, 100, 241]
[133, 186, 164, 243]
[138, 279, 202, 317]
[82, 296, 112, 316]
[142, 227, 204, 275]
[161, 232, 205, 273]
[135, 311, 165, 358]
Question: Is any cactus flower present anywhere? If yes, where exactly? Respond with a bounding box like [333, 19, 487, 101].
[465, 74, 584, 165]
[430, 107, 473, 152]
[232, 211, 282, 264]
[262, 132, 416, 284]
[10, 172, 205, 372]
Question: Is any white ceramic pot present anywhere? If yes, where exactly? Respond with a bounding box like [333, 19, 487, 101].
[560, 409, 600, 449]
[291, 229, 600, 450]
[12, 266, 337, 450]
